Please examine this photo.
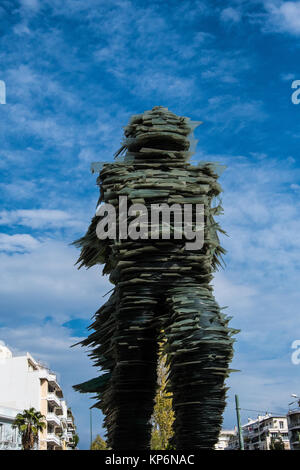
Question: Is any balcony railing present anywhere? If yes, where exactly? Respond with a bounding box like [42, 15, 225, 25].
[46, 433, 61, 447]
[46, 413, 61, 427]
[288, 422, 300, 430]
[47, 393, 61, 408]
[0, 440, 21, 450]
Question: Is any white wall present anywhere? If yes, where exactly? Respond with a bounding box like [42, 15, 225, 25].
[0, 356, 41, 411]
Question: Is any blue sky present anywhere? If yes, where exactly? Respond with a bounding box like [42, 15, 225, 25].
[0, 0, 300, 449]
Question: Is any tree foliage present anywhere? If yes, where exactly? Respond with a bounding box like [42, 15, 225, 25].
[269, 435, 285, 450]
[150, 340, 175, 450]
[13, 407, 46, 450]
[90, 434, 108, 450]
[72, 433, 79, 448]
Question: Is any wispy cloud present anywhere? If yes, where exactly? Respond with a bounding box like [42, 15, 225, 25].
[0, 233, 40, 252]
[0, 209, 84, 230]
[0, 238, 110, 334]
[220, 7, 242, 24]
[263, 1, 300, 35]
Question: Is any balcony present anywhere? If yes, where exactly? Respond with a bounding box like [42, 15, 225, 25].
[288, 412, 300, 424]
[0, 440, 21, 450]
[289, 423, 300, 432]
[47, 393, 61, 408]
[67, 416, 74, 426]
[46, 413, 61, 427]
[290, 438, 300, 448]
[46, 433, 61, 447]
[39, 370, 59, 387]
[243, 430, 258, 438]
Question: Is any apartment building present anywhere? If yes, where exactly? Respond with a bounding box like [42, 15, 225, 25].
[0, 342, 77, 450]
[243, 414, 290, 450]
[226, 414, 290, 450]
[287, 408, 300, 450]
[215, 429, 237, 450]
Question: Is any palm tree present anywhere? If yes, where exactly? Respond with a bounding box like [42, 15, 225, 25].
[13, 407, 46, 450]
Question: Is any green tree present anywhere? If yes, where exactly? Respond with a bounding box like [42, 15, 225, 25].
[72, 433, 79, 448]
[150, 341, 175, 450]
[269, 435, 285, 450]
[90, 434, 108, 450]
[13, 407, 46, 450]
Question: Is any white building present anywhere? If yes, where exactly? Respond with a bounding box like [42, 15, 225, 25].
[215, 429, 237, 450]
[0, 406, 22, 450]
[226, 414, 290, 450]
[0, 343, 77, 450]
[287, 408, 300, 450]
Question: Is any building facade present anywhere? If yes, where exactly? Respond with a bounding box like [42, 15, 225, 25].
[215, 429, 237, 450]
[287, 408, 300, 450]
[0, 406, 22, 450]
[0, 343, 77, 450]
[226, 414, 290, 450]
[243, 414, 290, 450]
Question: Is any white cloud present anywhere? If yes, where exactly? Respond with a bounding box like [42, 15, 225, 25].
[0, 180, 39, 200]
[13, 23, 31, 35]
[0, 239, 110, 321]
[264, 1, 300, 35]
[195, 152, 300, 361]
[0, 209, 84, 230]
[280, 72, 296, 81]
[133, 73, 195, 98]
[0, 233, 40, 252]
[214, 273, 256, 312]
[219, 158, 300, 272]
[0, 323, 84, 373]
[201, 96, 267, 131]
[20, 0, 40, 11]
[220, 7, 242, 23]
[201, 54, 250, 83]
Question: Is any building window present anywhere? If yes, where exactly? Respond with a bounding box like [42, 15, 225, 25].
[279, 421, 284, 429]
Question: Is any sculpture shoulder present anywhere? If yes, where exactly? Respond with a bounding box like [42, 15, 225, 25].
[98, 162, 223, 203]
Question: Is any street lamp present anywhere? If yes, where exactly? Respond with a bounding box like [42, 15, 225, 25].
[288, 394, 300, 407]
[89, 407, 93, 449]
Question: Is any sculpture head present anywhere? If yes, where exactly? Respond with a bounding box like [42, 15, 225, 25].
[115, 106, 202, 163]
